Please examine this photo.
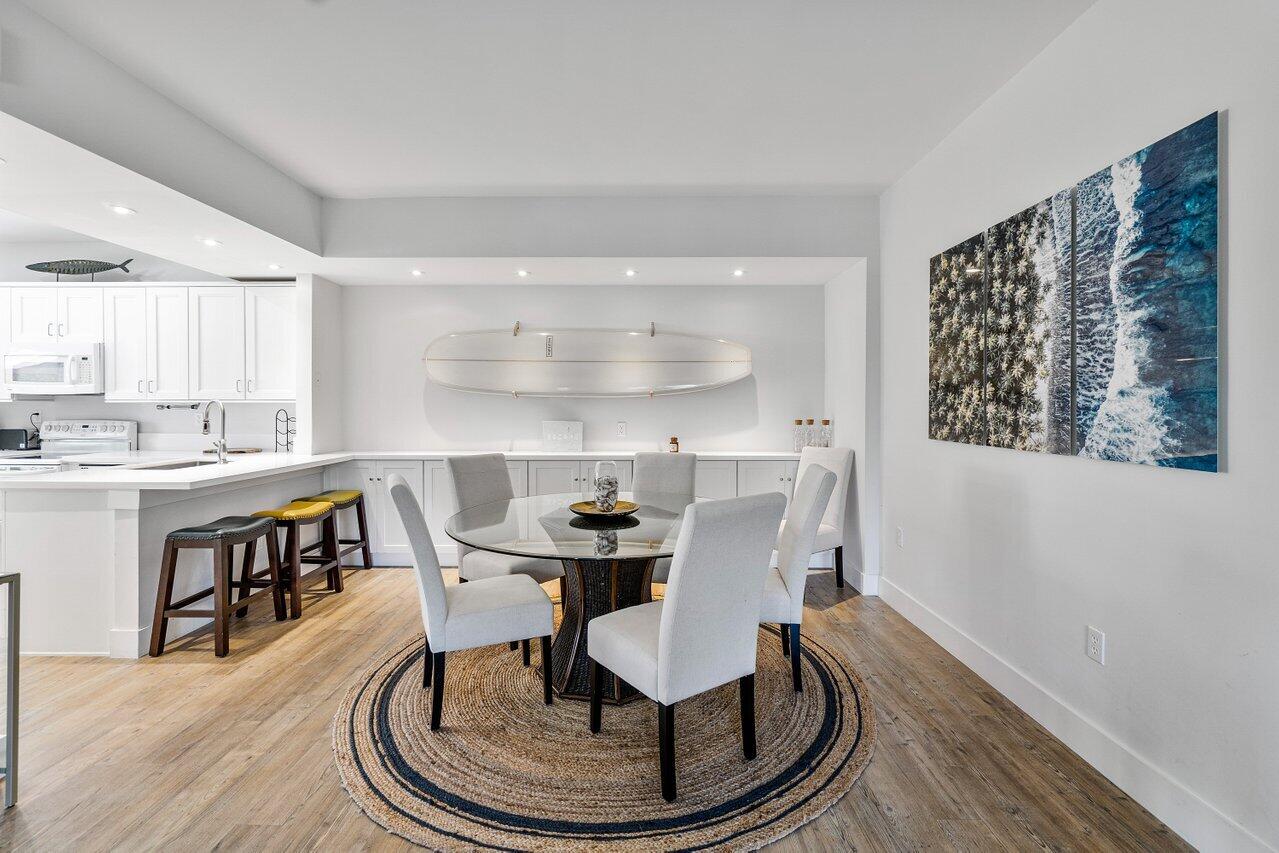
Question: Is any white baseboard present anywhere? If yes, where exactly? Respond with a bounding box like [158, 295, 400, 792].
[879, 577, 1274, 853]
[843, 565, 879, 596]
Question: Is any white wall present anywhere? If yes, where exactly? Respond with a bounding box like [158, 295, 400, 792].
[341, 284, 825, 451]
[294, 274, 344, 454]
[823, 261, 873, 589]
[878, 1, 1278, 850]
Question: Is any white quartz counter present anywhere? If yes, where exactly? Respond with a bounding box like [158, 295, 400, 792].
[0, 449, 799, 490]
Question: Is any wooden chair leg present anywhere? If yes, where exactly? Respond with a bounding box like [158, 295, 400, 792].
[286, 524, 303, 619]
[212, 544, 230, 657]
[422, 636, 433, 687]
[589, 660, 603, 732]
[429, 652, 446, 730]
[789, 623, 803, 692]
[355, 497, 374, 568]
[739, 674, 757, 759]
[324, 516, 343, 593]
[235, 539, 257, 618]
[264, 526, 286, 621]
[780, 623, 790, 657]
[149, 541, 179, 657]
[541, 635, 552, 705]
[658, 702, 676, 802]
[521, 638, 531, 667]
[834, 546, 845, 588]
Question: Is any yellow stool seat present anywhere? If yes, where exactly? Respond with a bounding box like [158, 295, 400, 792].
[253, 500, 334, 522]
[294, 489, 363, 508]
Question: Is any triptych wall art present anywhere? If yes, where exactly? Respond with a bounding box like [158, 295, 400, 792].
[928, 112, 1219, 471]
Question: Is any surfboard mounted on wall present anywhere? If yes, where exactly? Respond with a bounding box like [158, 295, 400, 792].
[423, 324, 752, 398]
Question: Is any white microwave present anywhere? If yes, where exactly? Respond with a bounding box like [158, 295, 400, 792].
[3, 343, 104, 395]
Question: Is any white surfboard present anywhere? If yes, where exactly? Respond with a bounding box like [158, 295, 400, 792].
[423, 326, 752, 397]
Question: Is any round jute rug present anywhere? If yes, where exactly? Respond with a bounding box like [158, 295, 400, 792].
[333, 625, 875, 851]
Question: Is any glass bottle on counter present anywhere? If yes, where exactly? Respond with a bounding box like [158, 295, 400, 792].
[792, 419, 804, 452]
[668, 436, 680, 453]
[805, 418, 816, 447]
[820, 418, 832, 447]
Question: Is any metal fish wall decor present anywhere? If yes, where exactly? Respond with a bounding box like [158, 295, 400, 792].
[25, 258, 133, 280]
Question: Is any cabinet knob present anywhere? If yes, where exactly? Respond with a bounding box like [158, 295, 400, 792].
[47, 323, 54, 337]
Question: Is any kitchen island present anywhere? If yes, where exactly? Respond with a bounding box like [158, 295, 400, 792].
[0, 449, 805, 657]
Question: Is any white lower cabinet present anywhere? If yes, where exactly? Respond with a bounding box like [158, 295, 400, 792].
[326, 460, 426, 563]
[528, 459, 634, 497]
[737, 460, 799, 511]
[694, 460, 738, 499]
[0, 287, 11, 402]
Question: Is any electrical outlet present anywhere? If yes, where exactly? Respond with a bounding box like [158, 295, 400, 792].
[895, 526, 905, 548]
[615, 421, 627, 437]
[1086, 626, 1106, 665]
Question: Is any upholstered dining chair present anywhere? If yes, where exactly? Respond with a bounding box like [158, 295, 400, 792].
[587, 492, 786, 801]
[780, 446, 853, 587]
[387, 474, 554, 730]
[446, 454, 565, 594]
[633, 451, 697, 585]
[760, 464, 836, 692]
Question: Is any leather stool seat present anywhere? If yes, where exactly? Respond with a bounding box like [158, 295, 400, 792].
[167, 516, 275, 541]
[294, 489, 363, 508]
[253, 500, 334, 521]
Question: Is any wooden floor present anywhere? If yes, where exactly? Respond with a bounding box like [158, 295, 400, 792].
[0, 568, 1188, 852]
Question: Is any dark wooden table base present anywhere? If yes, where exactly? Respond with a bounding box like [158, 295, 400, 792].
[547, 556, 654, 704]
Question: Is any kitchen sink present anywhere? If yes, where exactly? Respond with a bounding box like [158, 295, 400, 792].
[146, 460, 223, 470]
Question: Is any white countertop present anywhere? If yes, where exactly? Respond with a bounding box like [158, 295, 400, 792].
[0, 448, 800, 490]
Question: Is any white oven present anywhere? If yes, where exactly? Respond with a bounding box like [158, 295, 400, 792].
[3, 342, 104, 395]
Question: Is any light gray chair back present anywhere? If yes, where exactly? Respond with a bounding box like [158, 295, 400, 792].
[795, 447, 852, 531]
[633, 452, 697, 495]
[447, 453, 515, 511]
[776, 465, 836, 621]
[387, 473, 449, 647]
[658, 492, 786, 704]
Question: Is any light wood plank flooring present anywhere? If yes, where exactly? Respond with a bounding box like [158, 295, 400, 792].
[0, 568, 1188, 851]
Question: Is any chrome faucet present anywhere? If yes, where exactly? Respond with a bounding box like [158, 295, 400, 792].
[201, 400, 228, 464]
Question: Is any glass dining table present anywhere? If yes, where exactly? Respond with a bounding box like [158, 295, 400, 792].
[445, 491, 702, 705]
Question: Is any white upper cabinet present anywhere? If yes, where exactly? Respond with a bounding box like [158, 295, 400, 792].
[11, 288, 102, 343]
[244, 285, 296, 400]
[188, 286, 246, 399]
[104, 287, 190, 401]
[147, 288, 189, 400]
[102, 288, 147, 400]
[11, 288, 59, 343]
[58, 289, 103, 342]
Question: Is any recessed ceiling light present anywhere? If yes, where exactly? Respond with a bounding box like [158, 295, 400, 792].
[625, 269, 637, 277]
[107, 204, 136, 216]
[516, 269, 530, 277]
[267, 264, 282, 271]
[200, 237, 222, 248]
[732, 269, 745, 277]
[411, 269, 423, 277]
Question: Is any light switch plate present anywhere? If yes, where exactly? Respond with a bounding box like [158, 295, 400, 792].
[541, 420, 583, 451]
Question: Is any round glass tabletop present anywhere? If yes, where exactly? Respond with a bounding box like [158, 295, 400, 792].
[444, 491, 702, 561]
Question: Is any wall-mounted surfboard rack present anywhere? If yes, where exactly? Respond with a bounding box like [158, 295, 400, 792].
[424, 325, 752, 398]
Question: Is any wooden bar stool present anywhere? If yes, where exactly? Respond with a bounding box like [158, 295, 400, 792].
[293, 489, 374, 571]
[150, 516, 286, 658]
[252, 500, 340, 618]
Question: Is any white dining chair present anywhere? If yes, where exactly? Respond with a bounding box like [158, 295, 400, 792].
[587, 492, 786, 801]
[387, 473, 554, 730]
[779, 446, 853, 587]
[447, 454, 565, 592]
[760, 464, 836, 692]
[633, 451, 697, 585]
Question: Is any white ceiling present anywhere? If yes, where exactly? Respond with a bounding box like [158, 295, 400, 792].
[21, 0, 1093, 199]
[0, 208, 86, 243]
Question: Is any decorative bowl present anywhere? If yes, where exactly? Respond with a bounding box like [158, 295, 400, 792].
[569, 499, 639, 519]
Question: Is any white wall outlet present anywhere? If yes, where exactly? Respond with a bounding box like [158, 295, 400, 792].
[895, 526, 905, 548]
[1086, 626, 1106, 665]
[615, 421, 627, 437]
